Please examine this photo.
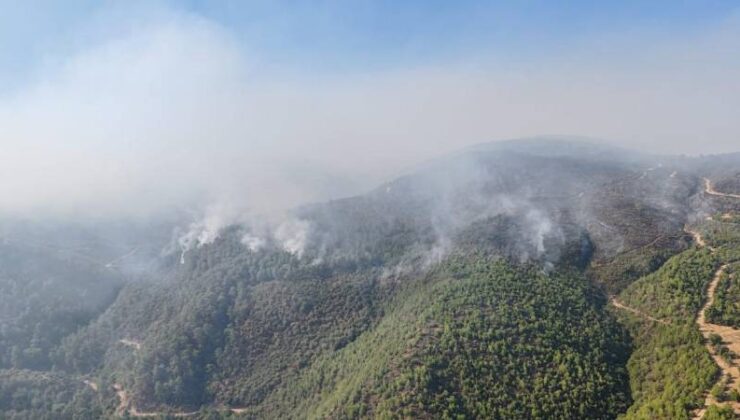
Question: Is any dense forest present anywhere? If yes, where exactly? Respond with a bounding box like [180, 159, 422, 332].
[0, 369, 104, 420]
[0, 242, 122, 371]
[615, 170, 740, 419]
[617, 248, 719, 322]
[1, 141, 739, 419]
[704, 221, 740, 328]
[615, 249, 720, 418]
[240, 256, 631, 419]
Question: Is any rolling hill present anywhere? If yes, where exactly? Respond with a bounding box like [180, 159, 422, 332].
[1, 138, 739, 419]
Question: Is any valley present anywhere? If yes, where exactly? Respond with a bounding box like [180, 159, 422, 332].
[1, 1, 737, 418]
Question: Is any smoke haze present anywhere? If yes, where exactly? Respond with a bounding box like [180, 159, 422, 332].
[1, 6, 739, 220]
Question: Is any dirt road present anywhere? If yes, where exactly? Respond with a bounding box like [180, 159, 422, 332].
[690, 177, 740, 418]
[114, 383, 198, 418]
[685, 226, 714, 251]
[705, 178, 740, 199]
[112, 351, 248, 417]
[610, 297, 670, 325]
[693, 264, 740, 418]
[82, 379, 98, 392]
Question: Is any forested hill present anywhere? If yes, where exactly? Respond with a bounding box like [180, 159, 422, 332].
[1, 139, 739, 419]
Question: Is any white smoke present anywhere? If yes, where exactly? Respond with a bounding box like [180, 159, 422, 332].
[274, 219, 311, 257]
[1, 9, 739, 220]
[175, 204, 312, 263]
[525, 209, 554, 255]
[176, 202, 255, 262]
[240, 233, 266, 252]
[425, 182, 562, 264]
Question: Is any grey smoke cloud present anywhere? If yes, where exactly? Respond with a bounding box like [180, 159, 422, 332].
[1, 10, 739, 220]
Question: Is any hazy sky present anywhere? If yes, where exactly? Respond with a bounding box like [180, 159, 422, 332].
[1, 1, 739, 218]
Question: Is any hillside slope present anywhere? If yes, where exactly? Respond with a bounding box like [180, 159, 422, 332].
[2, 139, 739, 419]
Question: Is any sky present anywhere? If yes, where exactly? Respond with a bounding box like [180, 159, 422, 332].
[1, 1, 739, 219]
[1, 1, 737, 86]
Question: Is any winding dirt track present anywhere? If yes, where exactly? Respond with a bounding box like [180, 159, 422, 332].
[705, 178, 740, 199]
[116, 176, 738, 418]
[685, 227, 715, 252]
[114, 383, 198, 418]
[610, 298, 670, 325]
[690, 178, 740, 418]
[693, 264, 740, 419]
[112, 341, 248, 417]
[112, 339, 200, 417]
[610, 176, 740, 418]
[114, 385, 249, 418]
